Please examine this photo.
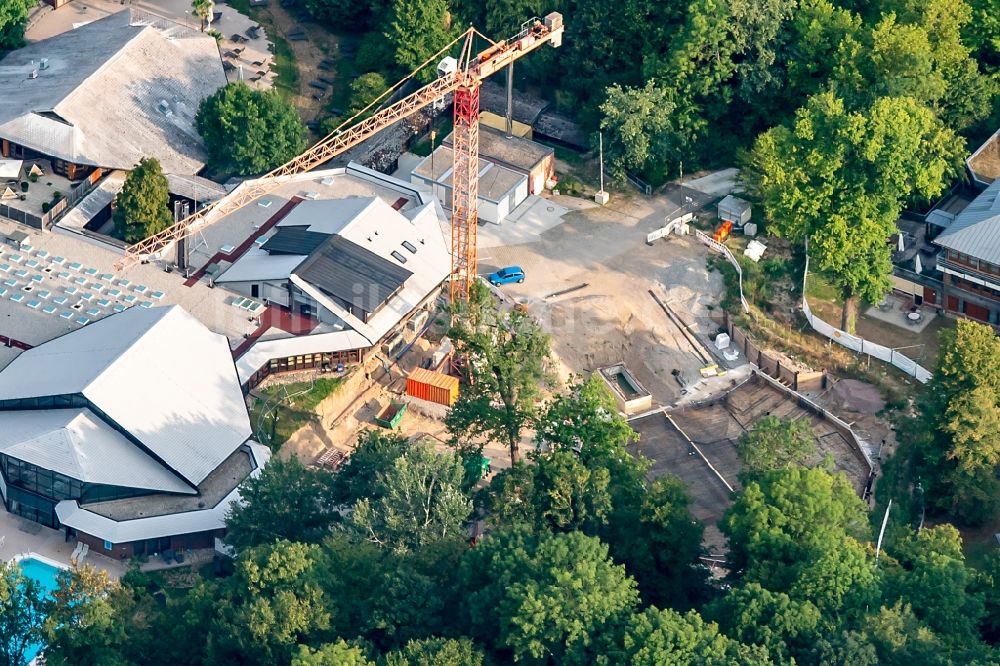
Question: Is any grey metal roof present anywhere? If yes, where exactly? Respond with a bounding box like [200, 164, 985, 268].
[0, 305, 251, 486]
[935, 179, 1000, 260]
[261, 226, 329, 255]
[0, 409, 192, 494]
[0, 11, 227, 174]
[444, 125, 553, 172]
[294, 236, 412, 314]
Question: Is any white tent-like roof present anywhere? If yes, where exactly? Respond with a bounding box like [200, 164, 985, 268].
[0, 305, 251, 486]
[0, 409, 192, 493]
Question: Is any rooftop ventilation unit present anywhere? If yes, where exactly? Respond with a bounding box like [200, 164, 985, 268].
[27, 69, 38, 79]
[39, 58, 49, 70]
[157, 99, 173, 117]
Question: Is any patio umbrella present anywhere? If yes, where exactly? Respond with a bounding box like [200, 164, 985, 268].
[914, 254, 922, 274]
[897, 233, 905, 252]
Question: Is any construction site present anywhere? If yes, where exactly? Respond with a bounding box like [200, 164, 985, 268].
[633, 371, 874, 551]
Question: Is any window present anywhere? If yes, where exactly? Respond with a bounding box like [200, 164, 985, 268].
[103, 540, 113, 551]
[402, 240, 417, 254]
[391, 250, 408, 264]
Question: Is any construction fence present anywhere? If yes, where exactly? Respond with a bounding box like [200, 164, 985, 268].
[802, 256, 931, 383]
[720, 311, 826, 392]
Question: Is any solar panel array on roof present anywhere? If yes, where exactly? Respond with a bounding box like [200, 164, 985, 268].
[294, 236, 412, 314]
[261, 226, 328, 256]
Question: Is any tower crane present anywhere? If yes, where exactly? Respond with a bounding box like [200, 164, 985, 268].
[114, 13, 565, 304]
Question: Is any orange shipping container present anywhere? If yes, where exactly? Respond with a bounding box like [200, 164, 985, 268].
[406, 368, 460, 406]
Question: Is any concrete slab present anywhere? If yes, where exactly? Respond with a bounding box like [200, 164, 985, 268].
[682, 168, 742, 199]
[477, 195, 573, 248]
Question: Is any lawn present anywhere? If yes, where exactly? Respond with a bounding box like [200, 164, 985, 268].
[250, 376, 345, 450]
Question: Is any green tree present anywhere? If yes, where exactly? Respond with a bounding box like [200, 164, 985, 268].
[383, 0, 456, 82]
[0, 0, 33, 51]
[535, 374, 637, 464]
[884, 525, 985, 641]
[607, 475, 709, 611]
[210, 542, 330, 665]
[292, 640, 374, 665]
[913, 319, 1000, 523]
[333, 430, 409, 505]
[225, 455, 340, 552]
[743, 92, 962, 331]
[721, 466, 870, 590]
[191, 0, 213, 32]
[0, 562, 47, 666]
[446, 281, 552, 464]
[736, 416, 817, 476]
[609, 607, 753, 666]
[708, 583, 822, 664]
[43, 567, 128, 666]
[598, 81, 690, 183]
[306, 0, 390, 31]
[349, 72, 388, 116]
[481, 451, 612, 534]
[351, 441, 472, 552]
[383, 637, 486, 666]
[196, 82, 306, 176]
[460, 527, 639, 664]
[113, 157, 172, 244]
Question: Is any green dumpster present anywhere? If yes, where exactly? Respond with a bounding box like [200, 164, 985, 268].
[464, 454, 492, 481]
[374, 401, 407, 429]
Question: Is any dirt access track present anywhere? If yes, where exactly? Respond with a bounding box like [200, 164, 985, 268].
[479, 191, 726, 406]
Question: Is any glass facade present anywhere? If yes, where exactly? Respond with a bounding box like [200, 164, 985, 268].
[1, 453, 158, 529]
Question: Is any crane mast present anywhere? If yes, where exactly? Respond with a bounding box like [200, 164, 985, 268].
[114, 13, 564, 305]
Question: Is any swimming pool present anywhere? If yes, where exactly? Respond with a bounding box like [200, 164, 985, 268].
[15, 555, 66, 664]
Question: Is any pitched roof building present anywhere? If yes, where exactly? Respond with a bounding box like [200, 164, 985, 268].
[214, 191, 450, 385]
[0, 305, 267, 559]
[0, 11, 227, 177]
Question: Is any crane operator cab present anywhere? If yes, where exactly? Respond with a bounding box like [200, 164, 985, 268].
[437, 56, 458, 79]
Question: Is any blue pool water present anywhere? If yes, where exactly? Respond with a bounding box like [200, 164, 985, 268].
[17, 557, 63, 664]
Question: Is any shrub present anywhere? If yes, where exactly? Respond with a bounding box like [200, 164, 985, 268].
[52, 191, 62, 201]
[28, 173, 37, 183]
[41, 202, 50, 213]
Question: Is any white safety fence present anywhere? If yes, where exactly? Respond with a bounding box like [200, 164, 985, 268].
[695, 230, 750, 313]
[802, 256, 931, 383]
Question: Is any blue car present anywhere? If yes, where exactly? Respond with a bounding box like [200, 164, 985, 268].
[487, 266, 525, 286]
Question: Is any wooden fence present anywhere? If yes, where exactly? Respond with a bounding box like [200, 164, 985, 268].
[721, 311, 826, 392]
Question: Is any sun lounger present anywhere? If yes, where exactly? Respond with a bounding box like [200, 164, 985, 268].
[10, 293, 23, 303]
[42, 305, 56, 314]
[49, 256, 65, 265]
[37, 290, 50, 300]
[84, 267, 97, 276]
[113, 304, 126, 313]
[26, 300, 40, 309]
[96, 298, 110, 308]
[64, 286, 77, 295]
[106, 288, 120, 297]
[140, 301, 153, 308]
[76, 317, 90, 326]
[73, 276, 86, 285]
[67, 262, 81, 271]
[124, 294, 137, 304]
[35, 250, 48, 259]
[52, 296, 67, 305]
[3, 279, 16, 287]
[80, 292, 94, 302]
[86, 308, 100, 317]
[24, 259, 38, 268]
[59, 310, 72, 319]
[150, 290, 164, 300]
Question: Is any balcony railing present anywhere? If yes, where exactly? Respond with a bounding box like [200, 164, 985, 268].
[937, 256, 1000, 291]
